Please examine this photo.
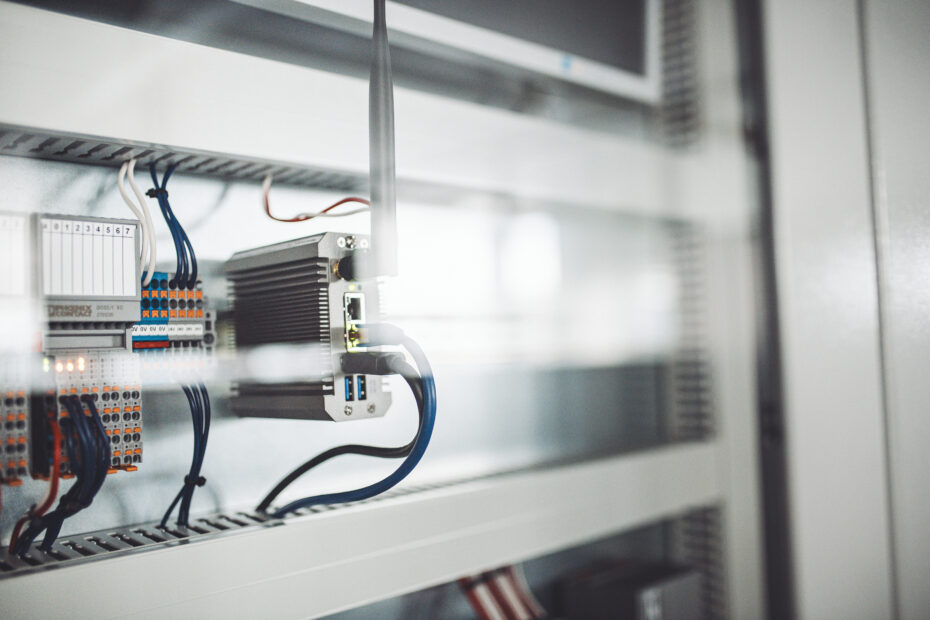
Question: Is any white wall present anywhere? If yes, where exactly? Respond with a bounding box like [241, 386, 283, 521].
[762, 1, 895, 618]
[861, 2, 930, 619]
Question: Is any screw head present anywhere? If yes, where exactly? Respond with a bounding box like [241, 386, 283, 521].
[344, 405, 353, 416]
[367, 404, 376, 414]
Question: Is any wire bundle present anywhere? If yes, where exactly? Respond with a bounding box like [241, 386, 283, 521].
[459, 567, 548, 620]
[458, 566, 549, 620]
[117, 158, 158, 286]
[161, 384, 211, 528]
[10, 397, 108, 555]
[257, 325, 436, 518]
[149, 164, 198, 289]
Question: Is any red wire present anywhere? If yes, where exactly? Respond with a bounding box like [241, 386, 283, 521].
[263, 191, 370, 223]
[8, 419, 61, 552]
[483, 571, 521, 620]
[458, 577, 499, 620]
[506, 566, 546, 619]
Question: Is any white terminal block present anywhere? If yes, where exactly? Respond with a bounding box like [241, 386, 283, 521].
[41, 217, 138, 299]
[35, 214, 141, 344]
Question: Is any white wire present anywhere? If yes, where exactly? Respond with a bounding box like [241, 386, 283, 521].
[262, 172, 273, 202]
[126, 159, 157, 285]
[495, 573, 533, 620]
[262, 173, 370, 221]
[117, 161, 150, 283]
[510, 565, 546, 619]
[474, 583, 507, 620]
[312, 208, 371, 218]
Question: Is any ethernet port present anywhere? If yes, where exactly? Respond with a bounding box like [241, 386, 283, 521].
[344, 293, 365, 323]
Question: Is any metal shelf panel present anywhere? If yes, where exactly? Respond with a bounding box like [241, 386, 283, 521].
[0, 443, 721, 619]
[0, 1, 674, 216]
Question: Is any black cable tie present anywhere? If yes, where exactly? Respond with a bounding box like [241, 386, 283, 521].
[183, 475, 206, 487]
[146, 188, 168, 198]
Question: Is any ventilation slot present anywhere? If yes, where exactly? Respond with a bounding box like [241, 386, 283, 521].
[198, 518, 229, 531]
[43, 548, 69, 562]
[661, 0, 701, 147]
[61, 541, 96, 557]
[86, 537, 119, 552]
[133, 528, 166, 544]
[110, 532, 144, 547]
[668, 222, 714, 441]
[670, 507, 727, 620]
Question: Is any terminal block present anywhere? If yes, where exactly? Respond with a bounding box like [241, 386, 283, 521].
[35, 214, 141, 353]
[49, 350, 143, 472]
[0, 360, 30, 485]
[131, 271, 214, 352]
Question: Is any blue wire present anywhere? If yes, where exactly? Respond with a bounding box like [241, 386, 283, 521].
[183, 385, 210, 524]
[150, 164, 186, 287]
[272, 353, 436, 518]
[156, 164, 197, 289]
[162, 384, 210, 527]
[150, 163, 198, 289]
[174, 212, 198, 289]
[161, 164, 189, 287]
[161, 386, 198, 528]
[67, 399, 95, 504]
[180, 385, 202, 524]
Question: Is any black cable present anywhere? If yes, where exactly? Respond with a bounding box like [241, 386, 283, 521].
[256, 369, 423, 513]
[81, 396, 110, 499]
[16, 396, 111, 554]
[40, 398, 109, 550]
[12, 414, 79, 555]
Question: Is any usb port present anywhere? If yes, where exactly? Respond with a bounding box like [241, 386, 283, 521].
[344, 376, 355, 401]
[356, 375, 367, 400]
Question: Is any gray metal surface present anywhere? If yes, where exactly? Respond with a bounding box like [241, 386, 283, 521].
[860, 2, 930, 618]
[0, 443, 722, 618]
[762, 1, 894, 618]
